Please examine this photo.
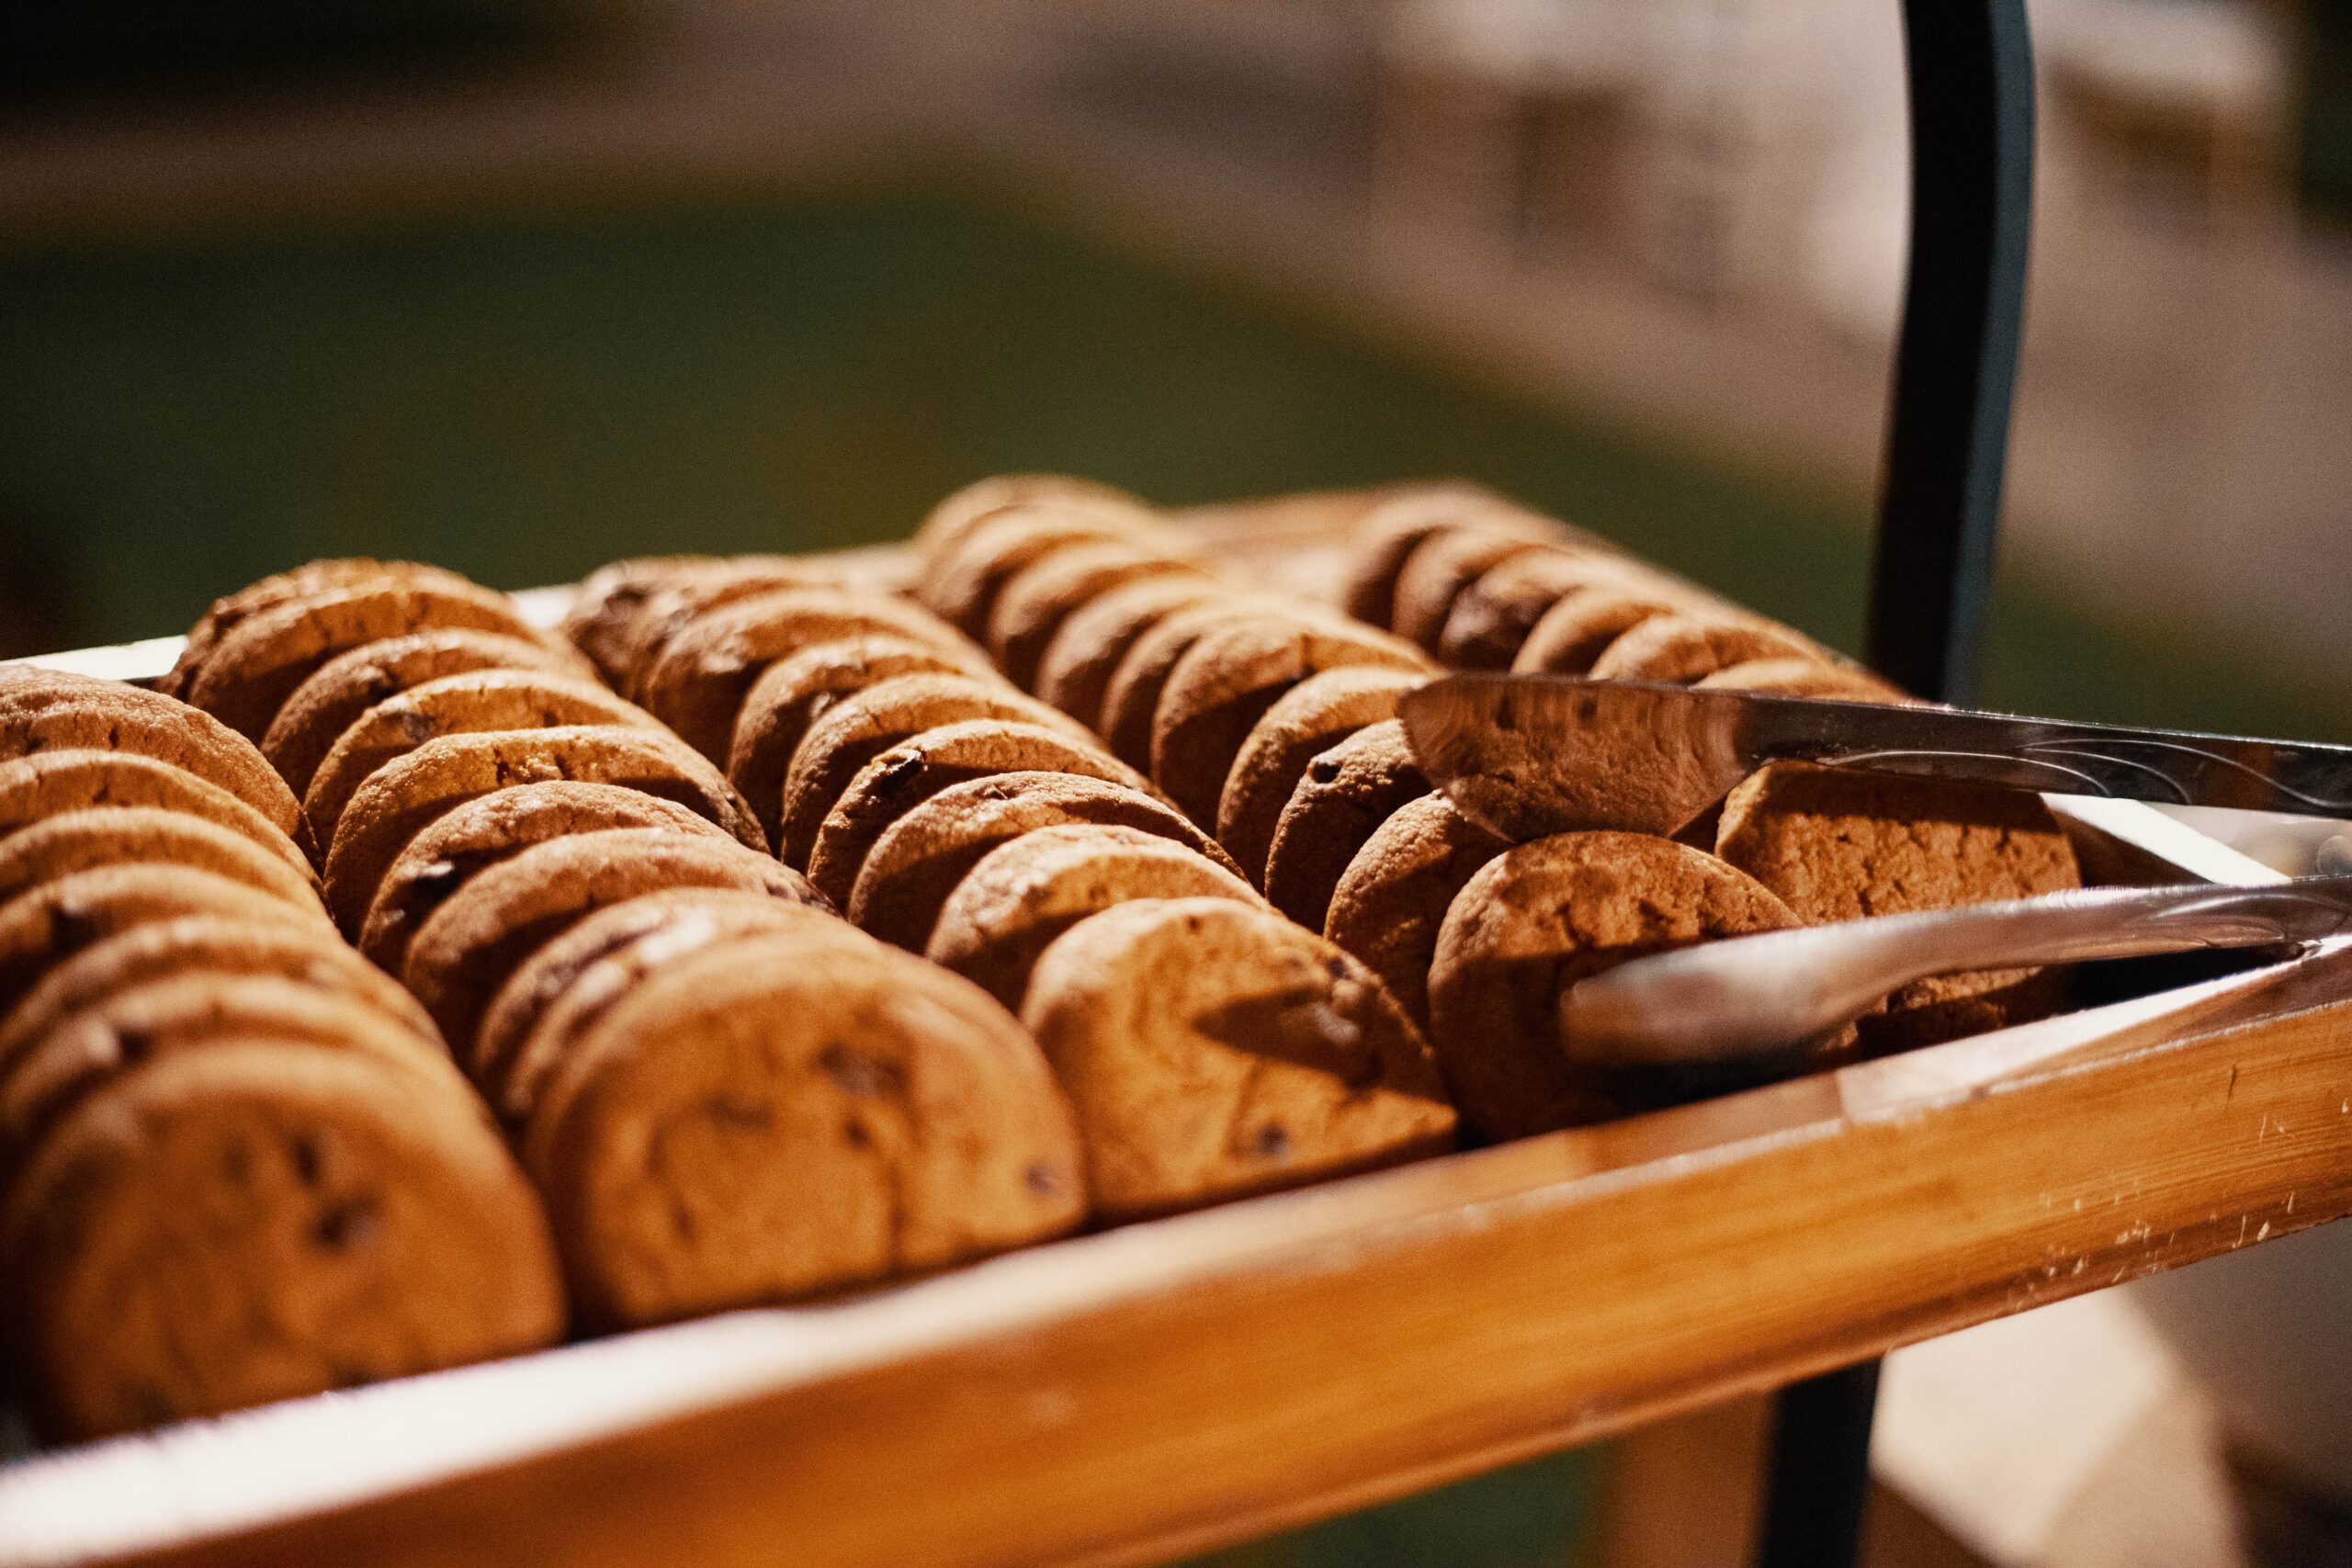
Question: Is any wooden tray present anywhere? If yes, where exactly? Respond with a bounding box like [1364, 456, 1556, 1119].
[3, 499, 2348, 1568]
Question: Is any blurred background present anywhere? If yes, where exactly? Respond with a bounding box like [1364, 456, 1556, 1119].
[2, 1, 2348, 1563]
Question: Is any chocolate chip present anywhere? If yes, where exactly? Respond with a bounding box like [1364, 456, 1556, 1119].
[111, 1027, 153, 1066]
[1307, 760, 1340, 784]
[312, 1195, 381, 1251]
[1023, 1161, 1061, 1197]
[288, 1134, 325, 1188]
[1252, 1123, 1291, 1158]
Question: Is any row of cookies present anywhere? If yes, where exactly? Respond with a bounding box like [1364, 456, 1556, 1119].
[563, 498, 1458, 1222]
[0, 662, 563, 1442]
[1336, 486, 1899, 698]
[919, 479, 2082, 1150]
[162, 558, 1091, 1335]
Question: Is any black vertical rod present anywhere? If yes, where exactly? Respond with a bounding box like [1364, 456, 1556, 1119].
[1865, 0, 2036, 705]
[1755, 5, 2034, 1568]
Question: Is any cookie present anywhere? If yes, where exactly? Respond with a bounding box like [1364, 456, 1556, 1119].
[603, 560, 863, 702]
[1033, 574, 1227, 728]
[400, 828, 823, 1067]
[1587, 613, 1823, 684]
[1020, 897, 1455, 1220]
[912, 472, 1148, 559]
[1436, 549, 1657, 670]
[1388, 526, 1555, 652]
[1100, 600, 1324, 771]
[0, 665, 308, 849]
[1321, 794, 1509, 1031]
[522, 925, 1084, 1327]
[848, 772, 1241, 952]
[775, 673, 1102, 870]
[301, 669, 662, 849]
[0, 750, 313, 887]
[1510, 591, 1683, 675]
[0, 865, 334, 1019]
[1216, 667, 1425, 886]
[726, 635, 1002, 850]
[1, 973, 450, 1154]
[475, 888, 844, 1124]
[633, 587, 987, 762]
[1695, 659, 1909, 702]
[181, 578, 551, 743]
[1334, 489, 1558, 628]
[920, 503, 1170, 637]
[0, 915, 438, 1074]
[1150, 617, 1431, 828]
[562, 556, 841, 688]
[320, 727, 764, 931]
[357, 780, 736, 977]
[1262, 719, 1430, 931]
[3, 1041, 561, 1440]
[1427, 831, 1804, 1140]
[161, 559, 482, 701]
[804, 717, 1151, 908]
[263, 628, 594, 796]
[0, 808, 323, 916]
[928, 825, 1261, 1010]
[985, 539, 1206, 692]
[1713, 761, 2081, 1049]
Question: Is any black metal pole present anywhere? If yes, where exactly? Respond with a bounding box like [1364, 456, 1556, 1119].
[1755, 5, 2034, 1567]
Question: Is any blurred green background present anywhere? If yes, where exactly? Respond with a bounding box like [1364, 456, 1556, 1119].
[3, 185, 2342, 741]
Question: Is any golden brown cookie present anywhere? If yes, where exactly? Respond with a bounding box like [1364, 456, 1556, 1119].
[634, 587, 986, 763]
[0, 808, 322, 915]
[0, 750, 313, 887]
[263, 628, 593, 796]
[1695, 659, 1909, 702]
[1427, 831, 1804, 1139]
[985, 539, 1206, 691]
[475, 888, 843, 1125]
[3, 1041, 561, 1440]
[0, 865, 334, 1019]
[0, 973, 449, 1154]
[1436, 548, 1655, 670]
[562, 556, 840, 688]
[1033, 574, 1227, 728]
[0, 665, 309, 849]
[1587, 613, 1822, 684]
[1100, 600, 1326, 771]
[357, 780, 737, 978]
[1333, 489, 1559, 628]
[1321, 795, 1509, 1032]
[522, 924, 1084, 1327]
[921, 502, 1174, 638]
[1262, 719, 1430, 931]
[848, 772, 1241, 952]
[1150, 617, 1432, 828]
[401, 828, 823, 1067]
[1216, 667, 1425, 887]
[928, 825, 1261, 1010]
[804, 718, 1149, 909]
[726, 635, 1003, 850]
[300, 669, 662, 850]
[181, 578, 552, 743]
[161, 559, 484, 701]
[1510, 591, 1683, 675]
[0, 915, 438, 1075]
[912, 473, 1148, 559]
[1021, 897, 1455, 1220]
[1713, 761, 2081, 1049]
[601, 559, 862, 702]
[1389, 527, 1555, 652]
[775, 673, 1102, 870]
[320, 726, 764, 932]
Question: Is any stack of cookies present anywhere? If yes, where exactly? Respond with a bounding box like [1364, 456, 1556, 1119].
[0, 662, 562, 1442]
[160, 556, 1089, 1333]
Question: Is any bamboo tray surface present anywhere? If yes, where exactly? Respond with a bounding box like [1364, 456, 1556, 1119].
[3, 497, 2349, 1568]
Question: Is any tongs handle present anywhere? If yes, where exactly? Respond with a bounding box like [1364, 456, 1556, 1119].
[1558, 874, 2352, 1067]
